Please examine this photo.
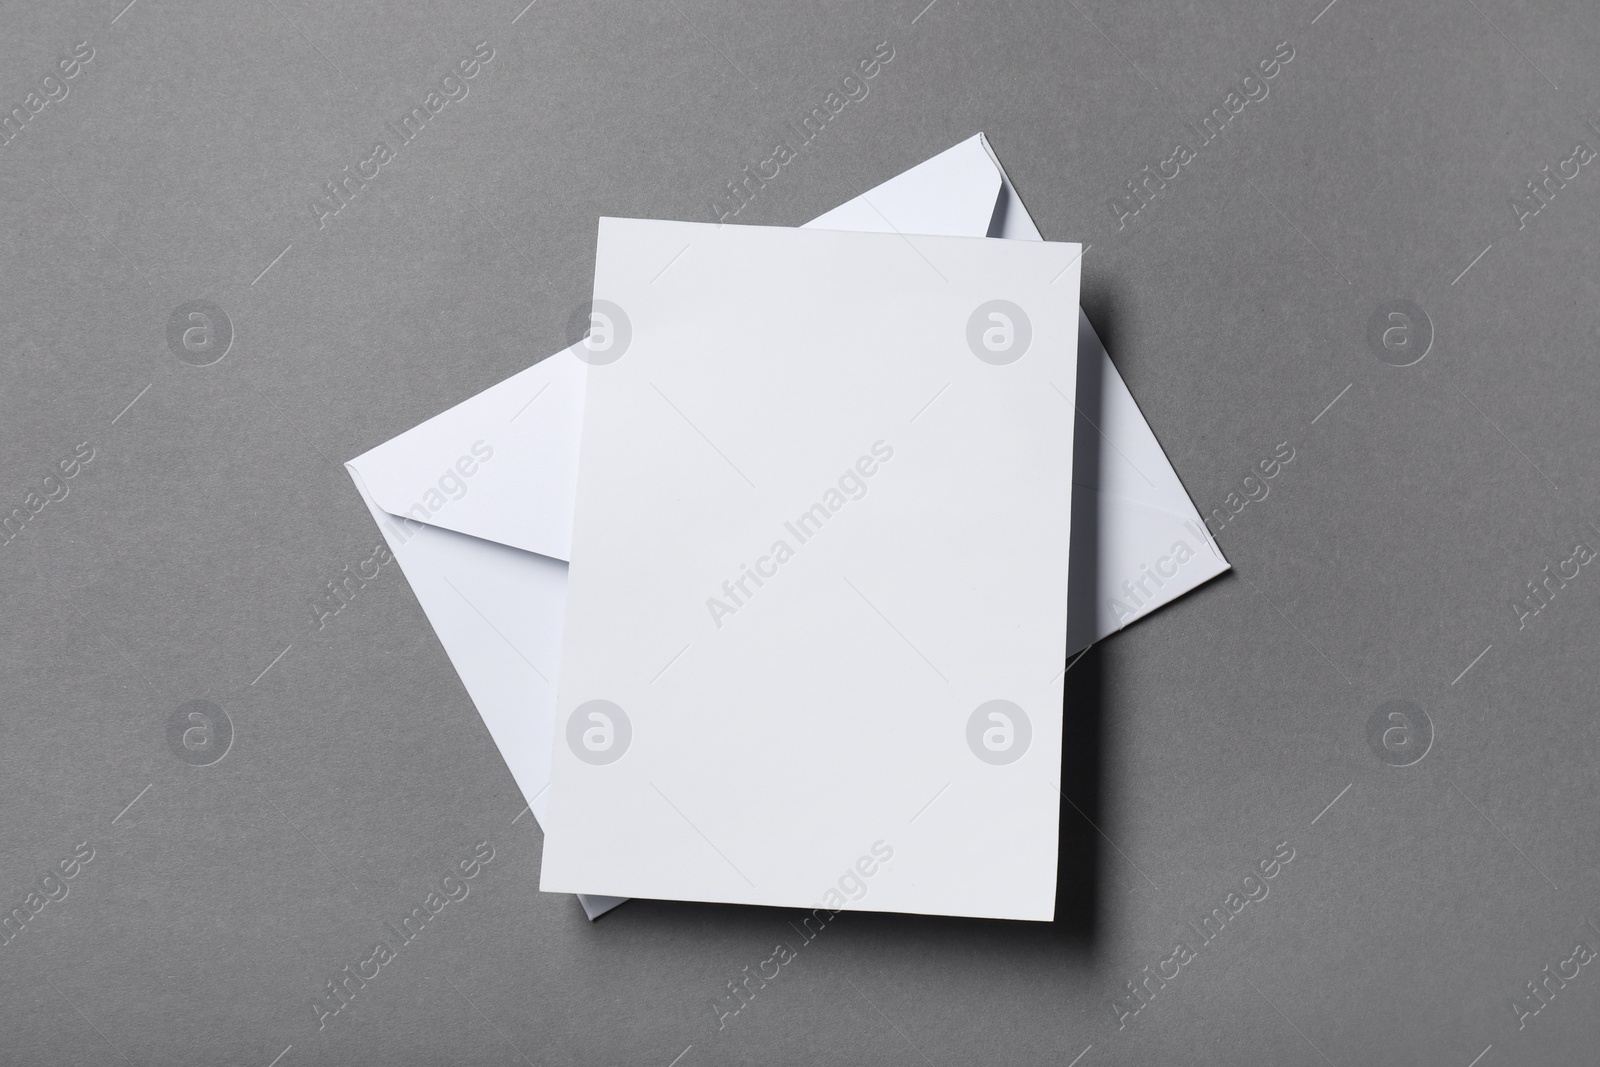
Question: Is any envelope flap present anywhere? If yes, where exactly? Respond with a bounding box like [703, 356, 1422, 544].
[806, 134, 1003, 237]
[347, 352, 586, 561]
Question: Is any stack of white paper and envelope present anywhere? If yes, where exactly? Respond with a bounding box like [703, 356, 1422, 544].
[347, 135, 1227, 922]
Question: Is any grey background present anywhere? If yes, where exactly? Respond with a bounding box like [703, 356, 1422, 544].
[1, 0, 1597, 1063]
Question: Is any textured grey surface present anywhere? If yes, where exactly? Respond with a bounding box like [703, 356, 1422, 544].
[2, 0, 1598, 1064]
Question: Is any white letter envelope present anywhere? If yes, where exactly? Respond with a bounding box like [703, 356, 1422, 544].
[345, 134, 1227, 919]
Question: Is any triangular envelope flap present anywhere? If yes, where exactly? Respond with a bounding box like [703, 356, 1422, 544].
[345, 465, 563, 811]
[349, 352, 586, 561]
[977, 133, 1043, 242]
[976, 130, 1229, 645]
[806, 134, 1003, 237]
[979, 132, 1224, 524]
[344, 468, 626, 921]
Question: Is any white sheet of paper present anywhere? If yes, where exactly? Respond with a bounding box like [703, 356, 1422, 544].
[537, 218, 1081, 920]
[345, 133, 1227, 920]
